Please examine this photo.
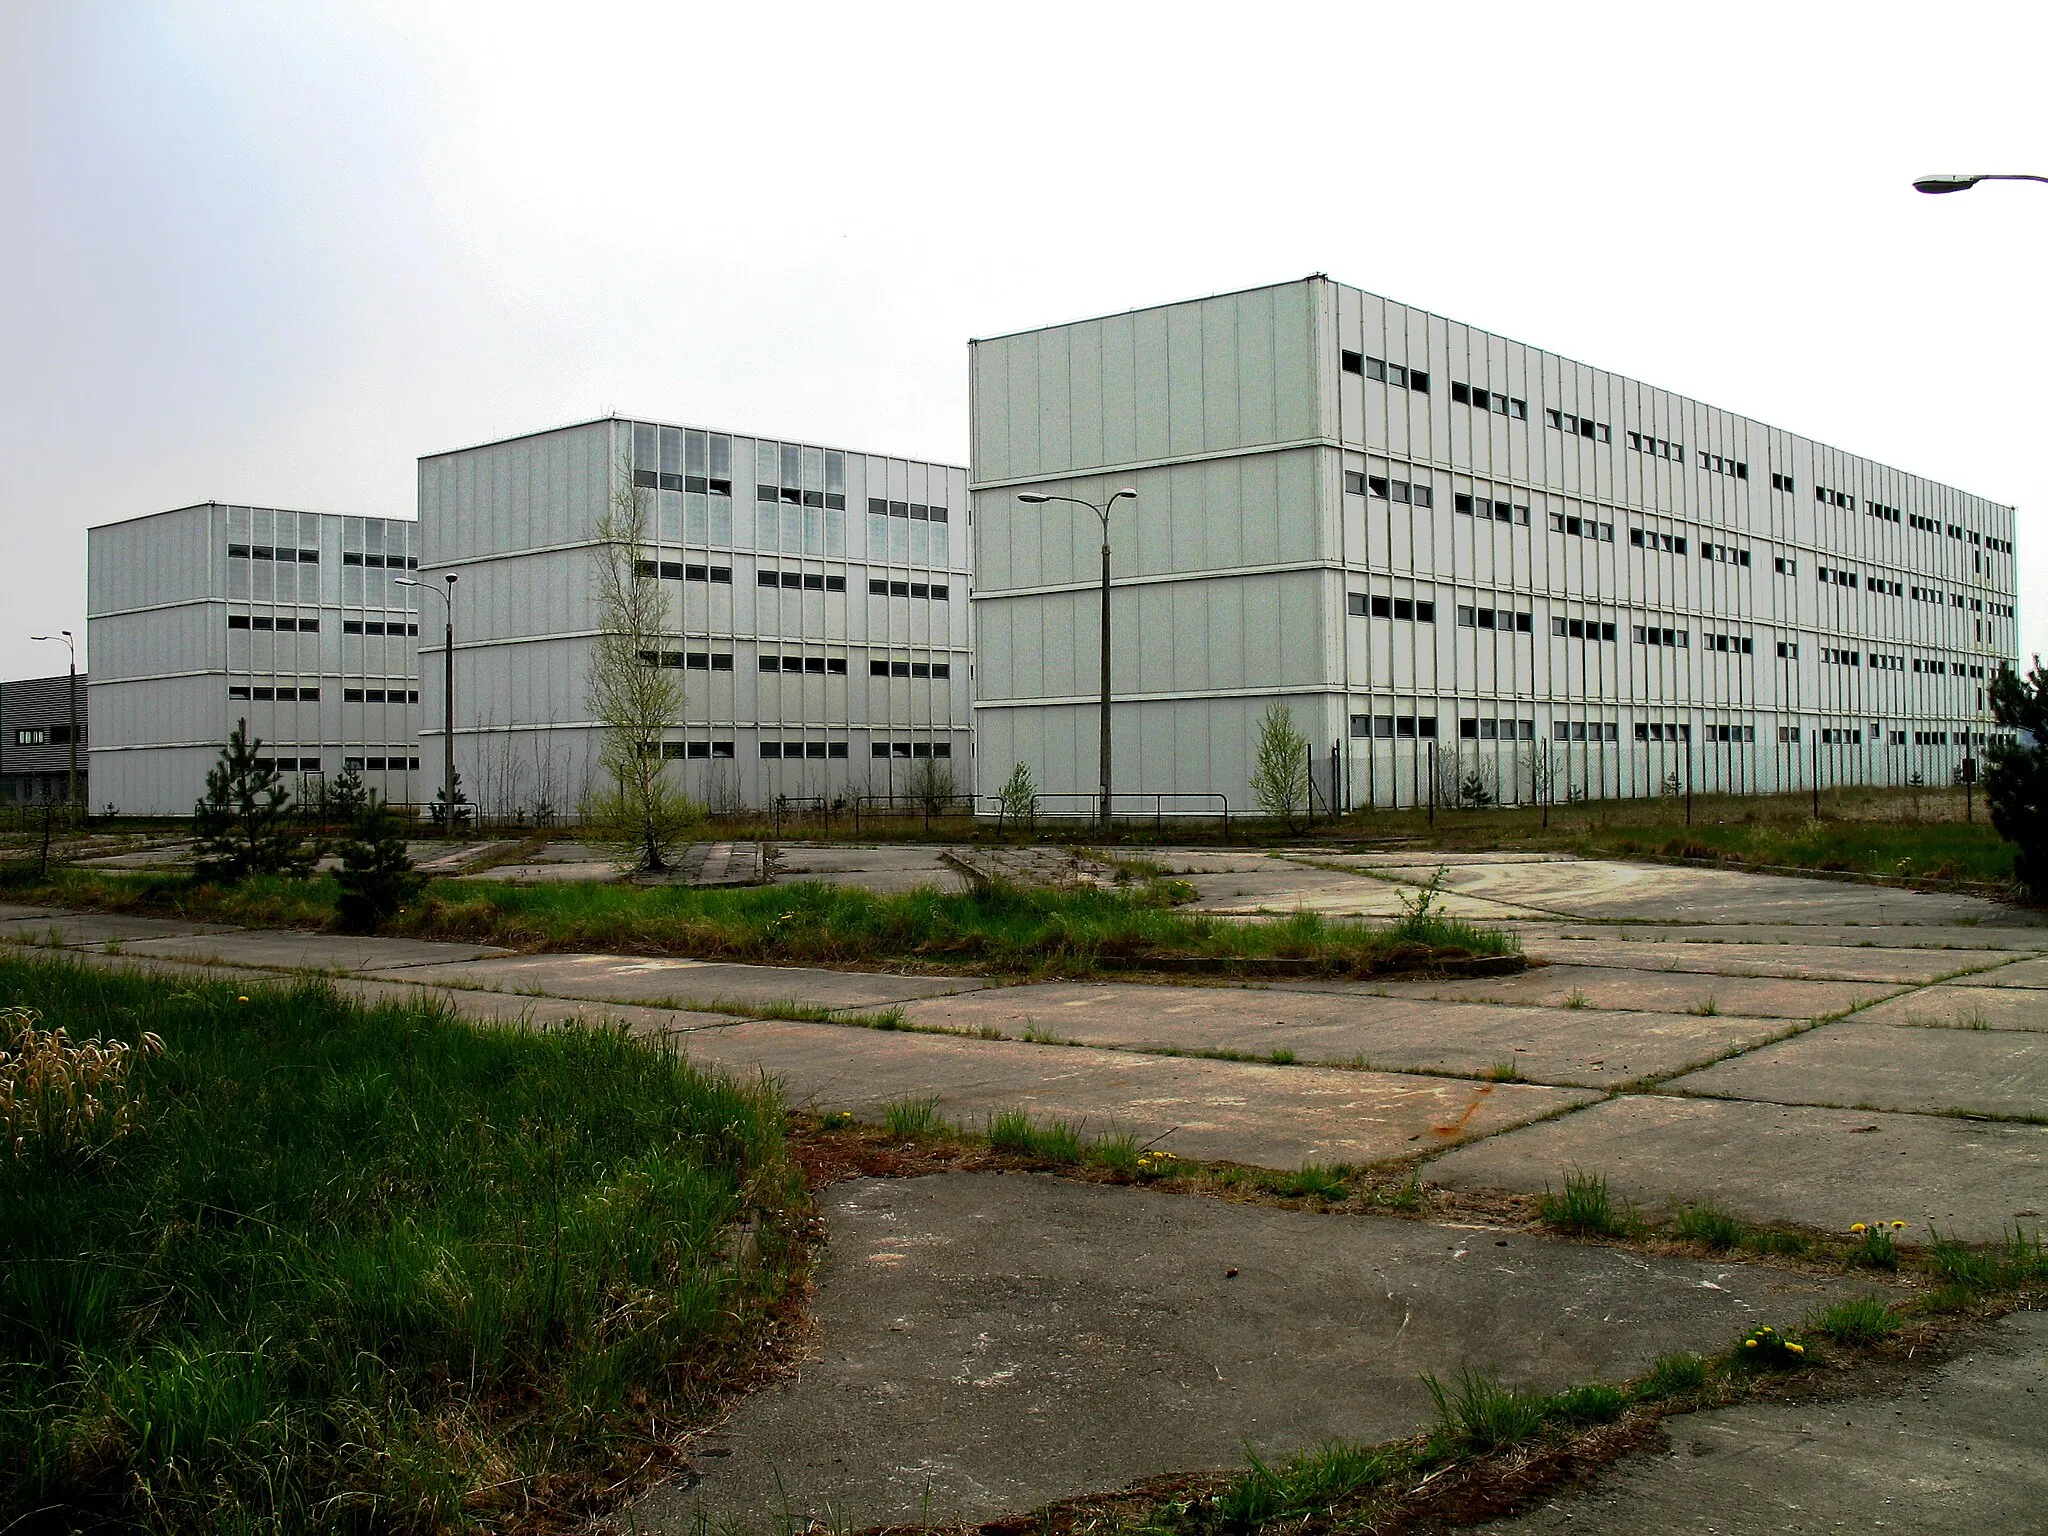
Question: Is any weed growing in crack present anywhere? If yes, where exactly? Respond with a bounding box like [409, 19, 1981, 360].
[1689, 994, 1721, 1016]
[881, 1094, 945, 1139]
[1847, 1221, 1905, 1269]
[1538, 1168, 1636, 1238]
[1807, 1294, 1901, 1346]
[1671, 1200, 1745, 1249]
[1424, 1369, 1548, 1452]
[1561, 988, 1591, 1010]
[1637, 1351, 1711, 1401]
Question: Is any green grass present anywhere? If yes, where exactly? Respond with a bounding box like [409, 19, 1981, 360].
[1637, 1351, 1711, 1400]
[987, 1108, 1085, 1161]
[0, 955, 802, 1533]
[881, 1094, 946, 1139]
[1807, 1294, 1902, 1346]
[1671, 1200, 1746, 1250]
[1538, 1169, 1636, 1238]
[4, 866, 1519, 978]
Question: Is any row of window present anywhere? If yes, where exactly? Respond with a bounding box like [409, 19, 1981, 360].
[1700, 541, 1751, 567]
[343, 687, 419, 703]
[1344, 471, 1437, 507]
[865, 498, 952, 523]
[872, 741, 955, 759]
[344, 620, 418, 636]
[1546, 408, 1613, 443]
[1697, 450, 1750, 480]
[1631, 528, 1688, 554]
[1868, 501, 1901, 525]
[1456, 605, 1534, 632]
[1341, 352, 1431, 392]
[868, 578, 951, 599]
[1552, 512, 1615, 541]
[229, 685, 320, 701]
[229, 615, 322, 632]
[1454, 492, 1530, 524]
[343, 756, 423, 771]
[757, 568, 847, 592]
[661, 741, 736, 759]
[870, 659, 952, 678]
[1460, 717, 1537, 739]
[1553, 617, 1619, 641]
[752, 484, 846, 510]
[1703, 633, 1754, 655]
[1630, 432, 1685, 462]
[638, 561, 735, 583]
[228, 545, 322, 563]
[1770, 472, 1797, 493]
[1347, 594, 1440, 623]
[759, 740, 852, 759]
[1449, 382, 1530, 418]
[1563, 721, 1622, 741]
[1349, 713, 1441, 739]
[12, 726, 73, 745]
[344, 552, 416, 569]
[760, 655, 852, 675]
[1635, 625, 1689, 647]
[635, 470, 736, 496]
[641, 651, 735, 671]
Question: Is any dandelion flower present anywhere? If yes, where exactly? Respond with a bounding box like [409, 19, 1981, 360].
[1744, 1338, 1758, 1348]
[237, 995, 250, 1003]
[1849, 1222, 1867, 1233]
[1890, 1221, 1906, 1231]
[1787, 1343, 1805, 1354]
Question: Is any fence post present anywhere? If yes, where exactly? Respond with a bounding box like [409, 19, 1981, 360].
[1811, 737, 1820, 820]
[1428, 742, 1436, 829]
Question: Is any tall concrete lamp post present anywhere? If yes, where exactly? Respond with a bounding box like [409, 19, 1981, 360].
[29, 630, 78, 809]
[395, 574, 458, 837]
[1016, 488, 1138, 832]
[1910, 170, 2039, 805]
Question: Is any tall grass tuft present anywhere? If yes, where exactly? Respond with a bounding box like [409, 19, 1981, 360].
[0, 954, 802, 1533]
[1538, 1168, 1635, 1237]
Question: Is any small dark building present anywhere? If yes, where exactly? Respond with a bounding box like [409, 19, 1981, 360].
[0, 672, 88, 804]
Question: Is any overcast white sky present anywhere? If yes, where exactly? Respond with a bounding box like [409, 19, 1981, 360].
[3, 0, 2044, 681]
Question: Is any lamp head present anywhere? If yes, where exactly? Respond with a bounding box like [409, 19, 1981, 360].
[1017, 493, 1051, 504]
[1913, 173, 1983, 195]
[1110, 487, 1138, 503]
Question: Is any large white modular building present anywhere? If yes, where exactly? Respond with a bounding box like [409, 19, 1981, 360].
[968, 275, 2021, 812]
[417, 418, 970, 816]
[87, 504, 424, 815]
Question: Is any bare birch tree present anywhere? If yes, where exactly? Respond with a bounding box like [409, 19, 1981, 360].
[585, 458, 701, 870]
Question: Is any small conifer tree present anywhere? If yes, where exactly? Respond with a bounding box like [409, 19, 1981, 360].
[1249, 703, 1311, 828]
[334, 791, 425, 930]
[193, 720, 311, 881]
[1986, 660, 2048, 897]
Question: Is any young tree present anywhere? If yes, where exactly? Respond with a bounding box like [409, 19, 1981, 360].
[1986, 660, 2048, 897]
[429, 771, 470, 833]
[193, 720, 313, 881]
[996, 761, 1038, 831]
[1249, 703, 1311, 827]
[324, 764, 371, 826]
[908, 756, 958, 816]
[586, 457, 701, 870]
[334, 790, 425, 930]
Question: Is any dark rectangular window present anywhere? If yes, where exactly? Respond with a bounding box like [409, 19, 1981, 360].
[890, 580, 909, 597]
[757, 485, 778, 502]
[253, 616, 274, 631]
[761, 742, 781, 758]
[1416, 601, 1436, 623]
[828, 657, 848, 675]
[781, 571, 802, 589]
[1348, 593, 1368, 616]
[711, 653, 732, 671]
[1341, 350, 1364, 375]
[1393, 598, 1414, 620]
[871, 659, 890, 676]
[803, 573, 825, 591]
[344, 688, 364, 702]
[298, 617, 319, 632]
[759, 655, 780, 672]
[229, 614, 251, 629]
[759, 570, 780, 587]
[1370, 595, 1391, 618]
[826, 574, 846, 592]
[891, 660, 911, 677]
[869, 578, 888, 595]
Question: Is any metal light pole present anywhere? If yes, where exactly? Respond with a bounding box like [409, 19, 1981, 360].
[395, 574, 458, 837]
[1914, 171, 2038, 783]
[1017, 488, 1137, 832]
[30, 630, 78, 808]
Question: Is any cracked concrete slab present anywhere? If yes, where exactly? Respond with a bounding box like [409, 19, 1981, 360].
[1963, 953, 2048, 988]
[1458, 938, 2019, 985]
[1665, 1019, 2048, 1121]
[1427, 1093, 2048, 1240]
[0, 911, 239, 946]
[676, 1021, 1596, 1167]
[1477, 1310, 2048, 1535]
[108, 930, 511, 972]
[359, 953, 984, 1011]
[770, 842, 967, 893]
[645, 1173, 1879, 1534]
[1854, 984, 2048, 1032]
[891, 982, 1787, 1089]
[1357, 858, 2019, 928]
[1359, 964, 1890, 1020]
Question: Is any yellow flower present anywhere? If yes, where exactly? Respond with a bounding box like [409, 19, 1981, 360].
[237, 995, 250, 1003]
[1849, 1222, 1867, 1233]
[1744, 1338, 1757, 1348]
[1890, 1221, 1906, 1231]
[1787, 1343, 1805, 1354]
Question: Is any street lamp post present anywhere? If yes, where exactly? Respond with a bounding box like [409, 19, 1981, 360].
[30, 630, 78, 809]
[395, 574, 459, 837]
[1910, 170, 2039, 792]
[1017, 488, 1138, 833]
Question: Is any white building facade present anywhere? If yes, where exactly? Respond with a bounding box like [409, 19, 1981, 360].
[969, 276, 2020, 812]
[417, 418, 970, 816]
[87, 504, 424, 816]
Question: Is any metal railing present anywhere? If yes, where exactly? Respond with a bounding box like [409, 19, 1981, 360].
[985, 791, 1232, 835]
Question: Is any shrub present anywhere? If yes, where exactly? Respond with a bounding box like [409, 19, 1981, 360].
[1986, 661, 2048, 896]
[996, 762, 1038, 828]
[1250, 702, 1312, 827]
